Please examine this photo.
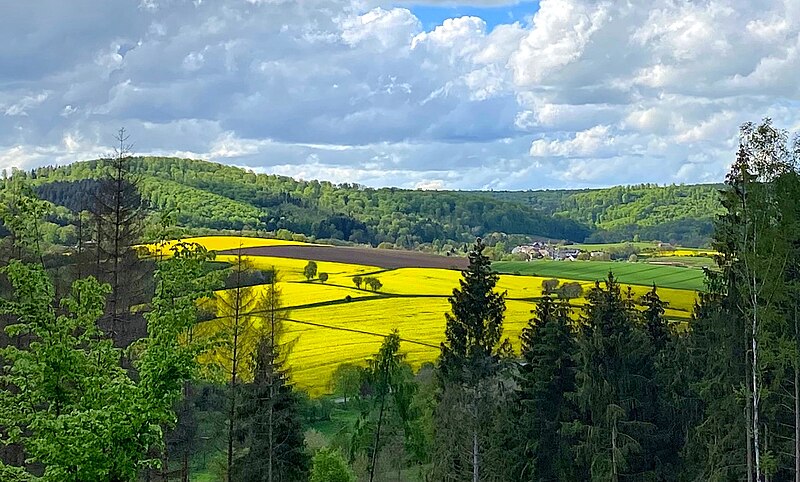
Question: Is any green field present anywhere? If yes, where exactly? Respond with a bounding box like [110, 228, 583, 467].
[493, 260, 706, 291]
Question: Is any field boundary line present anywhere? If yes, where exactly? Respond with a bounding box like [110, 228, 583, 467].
[283, 317, 440, 349]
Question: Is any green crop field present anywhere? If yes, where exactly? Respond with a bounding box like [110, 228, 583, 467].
[493, 260, 706, 291]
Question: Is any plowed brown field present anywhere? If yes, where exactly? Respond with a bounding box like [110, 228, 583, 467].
[218, 245, 468, 270]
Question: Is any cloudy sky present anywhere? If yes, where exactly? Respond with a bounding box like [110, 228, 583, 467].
[1, 0, 799, 190]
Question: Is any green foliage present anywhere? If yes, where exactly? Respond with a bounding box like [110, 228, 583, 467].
[330, 363, 364, 407]
[310, 448, 356, 482]
[352, 275, 362, 289]
[439, 238, 509, 385]
[319, 272, 329, 283]
[31, 157, 592, 245]
[304, 260, 318, 281]
[513, 296, 577, 481]
[490, 183, 722, 246]
[570, 274, 661, 480]
[0, 241, 220, 481]
[557, 281, 584, 300]
[541, 278, 560, 294]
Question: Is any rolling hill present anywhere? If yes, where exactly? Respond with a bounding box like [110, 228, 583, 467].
[29, 157, 722, 247]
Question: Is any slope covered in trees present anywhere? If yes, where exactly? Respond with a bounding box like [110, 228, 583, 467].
[490, 183, 723, 246]
[30, 158, 591, 245]
[28, 156, 721, 247]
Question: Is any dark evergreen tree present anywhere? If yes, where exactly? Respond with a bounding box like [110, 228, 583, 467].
[232, 270, 309, 482]
[641, 284, 669, 350]
[571, 273, 660, 481]
[513, 295, 577, 481]
[90, 128, 150, 345]
[438, 237, 507, 385]
[433, 237, 510, 482]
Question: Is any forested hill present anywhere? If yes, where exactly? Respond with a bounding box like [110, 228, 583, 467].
[488, 183, 723, 246]
[30, 157, 590, 246]
[30, 157, 721, 246]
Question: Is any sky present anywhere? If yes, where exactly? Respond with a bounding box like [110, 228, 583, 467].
[1, 0, 799, 190]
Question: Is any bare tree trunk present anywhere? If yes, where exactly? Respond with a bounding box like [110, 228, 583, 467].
[369, 390, 387, 482]
[268, 401, 274, 482]
[472, 430, 479, 482]
[611, 413, 619, 482]
[795, 310, 800, 482]
[752, 279, 762, 481]
[268, 275, 276, 482]
[228, 260, 243, 482]
[747, 327, 755, 482]
[472, 390, 479, 482]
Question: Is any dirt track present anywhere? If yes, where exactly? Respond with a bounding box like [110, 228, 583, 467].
[218, 245, 469, 270]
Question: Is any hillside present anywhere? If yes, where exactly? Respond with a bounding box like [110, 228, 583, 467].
[30, 157, 721, 246]
[31, 157, 590, 245]
[488, 183, 723, 246]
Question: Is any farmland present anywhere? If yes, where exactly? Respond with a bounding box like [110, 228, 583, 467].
[493, 259, 706, 291]
[177, 236, 704, 394]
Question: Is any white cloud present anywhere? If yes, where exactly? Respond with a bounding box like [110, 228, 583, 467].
[3, 92, 50, 116]
[1, 0, 800, 189]
[510, 0, 611, 86]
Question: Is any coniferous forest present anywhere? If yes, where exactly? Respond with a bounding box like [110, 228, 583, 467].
[1, 119, 800, 481]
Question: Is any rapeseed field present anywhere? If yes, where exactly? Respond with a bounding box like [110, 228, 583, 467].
[157, 236, 701, 394]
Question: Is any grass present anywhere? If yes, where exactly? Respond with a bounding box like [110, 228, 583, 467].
[164, 236, 702, 395]
[493, 259, 706, 291]
[644, 256, 716, 268]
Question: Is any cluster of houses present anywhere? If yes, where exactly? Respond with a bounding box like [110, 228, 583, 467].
[511, 242, 582, 261]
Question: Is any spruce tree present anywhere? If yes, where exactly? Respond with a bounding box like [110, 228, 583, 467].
[232, 269, 309, 482]
[433, 237, 510, 482]
[439, 237, 507, 385]
[91, 128, 150, 346]
[571, 273, 660, 481]
[513, 295, 577, 481]
[642, 284, 669, 350]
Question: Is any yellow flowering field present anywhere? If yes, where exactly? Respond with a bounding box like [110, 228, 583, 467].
[215, 254, 378, 282]
[164, 236, 700, 394]
[145, 235, 308, 257]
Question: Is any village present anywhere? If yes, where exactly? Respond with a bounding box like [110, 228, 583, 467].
[510, 241, 584, 261]
[509, 241, 679, 262]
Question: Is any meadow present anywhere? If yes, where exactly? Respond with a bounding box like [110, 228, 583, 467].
[493, 259, 706, 291]
[166, 236, 702, 394]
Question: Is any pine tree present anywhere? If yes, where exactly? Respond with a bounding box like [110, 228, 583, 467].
[433, 237, 510, 482]
[232, 269, 309, 482]
[513, 295, 577, 481]
[571, 273, 660, 481]
[91, 128, 150, 346]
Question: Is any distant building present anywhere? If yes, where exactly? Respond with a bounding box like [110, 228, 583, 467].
[512, 243, 581, 261]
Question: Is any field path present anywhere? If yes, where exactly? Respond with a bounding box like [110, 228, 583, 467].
[219, 245, 469, 270]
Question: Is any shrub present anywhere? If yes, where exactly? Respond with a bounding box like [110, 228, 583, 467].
[310, 448, 356, 482]
[304, 260, 318, 281]
[542, 278, 560, 294]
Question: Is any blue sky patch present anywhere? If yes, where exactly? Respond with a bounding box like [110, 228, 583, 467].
[409, 1, 540, 31]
